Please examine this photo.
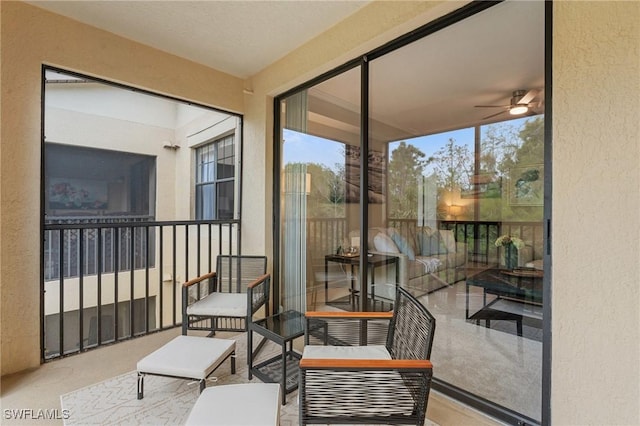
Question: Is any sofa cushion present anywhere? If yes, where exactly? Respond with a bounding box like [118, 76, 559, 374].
[387, 228, 416, 261]
[417, 229, 448, 255]
[407, 259, 428, 280]
[373, 232, 400, 253]
[416, 228, 433, 255]
[366, 227, 389, 250]
[439, 230, 457, 253]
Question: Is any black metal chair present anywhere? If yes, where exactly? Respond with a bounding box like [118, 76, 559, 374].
[182, 255, 269, 336]
[299, 286, 436, 426]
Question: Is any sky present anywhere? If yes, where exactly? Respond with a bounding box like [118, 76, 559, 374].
[282, 116, 532, 174]
[283, 127, 475, 175]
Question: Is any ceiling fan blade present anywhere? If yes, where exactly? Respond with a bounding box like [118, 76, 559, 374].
[519, 89, 538, 105]
[482, 110, 507, 120]
[474, 105, 509, 108]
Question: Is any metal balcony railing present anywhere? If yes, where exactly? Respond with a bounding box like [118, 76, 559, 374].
[42, 217, 240, 361]
[307, 217, 543, 266]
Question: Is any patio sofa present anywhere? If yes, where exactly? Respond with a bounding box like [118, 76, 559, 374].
[358, 226, 467, 299]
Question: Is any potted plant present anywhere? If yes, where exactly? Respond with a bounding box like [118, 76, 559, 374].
[495, 235, 525, 270]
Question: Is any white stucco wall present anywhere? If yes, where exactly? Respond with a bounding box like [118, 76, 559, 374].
[552, 2, 640, 424]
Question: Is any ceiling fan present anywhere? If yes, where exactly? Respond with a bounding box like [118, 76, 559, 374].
[475, 89, 542, 120]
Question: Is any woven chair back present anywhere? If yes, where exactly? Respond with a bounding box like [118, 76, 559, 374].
[387, 286, 436, 360]
[216, 255, 267, 293]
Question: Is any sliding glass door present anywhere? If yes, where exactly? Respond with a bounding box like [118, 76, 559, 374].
[275, 1, 547, 423]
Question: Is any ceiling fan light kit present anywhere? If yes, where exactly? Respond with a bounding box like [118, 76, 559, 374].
[509, 105, 529, 115]
[508, 89, 529, 115]
[475, 88, 540, 120]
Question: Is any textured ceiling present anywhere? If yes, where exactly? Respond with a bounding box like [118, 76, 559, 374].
[27, 0, 369, 78]
[33, 1, 545, 139]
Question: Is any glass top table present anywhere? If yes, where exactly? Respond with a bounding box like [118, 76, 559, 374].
[465, 268, 543, 337]
[467, 268, 543, 304]
[248, 310, 305, 405]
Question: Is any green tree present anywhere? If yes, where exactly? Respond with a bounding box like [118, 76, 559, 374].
[480, 122, 521, 178]
[476, 115, 545, 221]
[430, 138, 473, 191]
[309, 162, 345, 218]
[285, 162, 345, 218]
[387, 142, 427, 218]
[514, 116, 544, 165]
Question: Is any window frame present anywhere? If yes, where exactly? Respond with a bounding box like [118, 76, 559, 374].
[195, 133, 236, 220]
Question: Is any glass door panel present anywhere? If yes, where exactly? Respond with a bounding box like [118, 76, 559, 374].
[279, 67, 361, 313]
[368, 1, 545, 420]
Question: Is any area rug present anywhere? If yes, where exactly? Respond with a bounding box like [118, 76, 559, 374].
[60, 333, 301, 425]
[60, 331, 439, 425]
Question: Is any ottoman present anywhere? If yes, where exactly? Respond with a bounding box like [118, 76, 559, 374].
[185, 383, 281, 425]
[136, 335, 235, 399]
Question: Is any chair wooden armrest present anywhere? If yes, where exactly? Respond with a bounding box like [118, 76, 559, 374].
[182, 272, 216, 288]
[247, 273, 270, 289]
[300, 358, 432, 370]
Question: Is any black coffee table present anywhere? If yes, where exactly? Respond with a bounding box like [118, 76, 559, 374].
[466, 268, 543, 336]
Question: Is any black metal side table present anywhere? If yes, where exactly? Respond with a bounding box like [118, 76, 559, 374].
[248, 310, 305, 405]
[324, 253, 399, 311]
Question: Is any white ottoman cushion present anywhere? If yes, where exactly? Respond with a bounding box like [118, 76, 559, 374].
[186, 293, 247, 317]
[137, 336, 235, 380]
[185, 383, 281, 426]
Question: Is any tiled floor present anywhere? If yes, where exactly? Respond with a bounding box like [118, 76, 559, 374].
[1, 327, 502, 426]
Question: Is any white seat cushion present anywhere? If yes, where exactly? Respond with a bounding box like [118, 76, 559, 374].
[302, 344, 391, 360]
[186, 292, 247, 317]
[185, 383, 280, 426]
[137, 336, 235, 380]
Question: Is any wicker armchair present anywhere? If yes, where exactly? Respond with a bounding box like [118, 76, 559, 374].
[182, 255, 269, 336]
[299, 286, 435, 425]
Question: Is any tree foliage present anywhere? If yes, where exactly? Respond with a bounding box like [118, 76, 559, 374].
[430, 138, 473, 191]
[285, 162, 345, 218]
[387, 142, 427, 218]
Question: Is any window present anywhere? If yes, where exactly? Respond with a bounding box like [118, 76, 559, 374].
[195, 135, 235, 220]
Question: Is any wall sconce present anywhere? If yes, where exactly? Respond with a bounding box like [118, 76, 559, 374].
[163, 141, 180, 150]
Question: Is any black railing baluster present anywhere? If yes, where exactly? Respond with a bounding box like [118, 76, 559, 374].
[185, 225, 189, 283]
[197, 224, 201, 276]
[196, 224, 201, 300]
[130, 226, 135, 338]
[145, 225, 150, 334]
[78, 228, 84, 352]
[114, 229, 119, 342]
[97, 228, 102, 346]
[172, 225, 177, 326]
[208, 223, 212, 272]
[159, 225, 164, 330]
[59, 229, 64, 357]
